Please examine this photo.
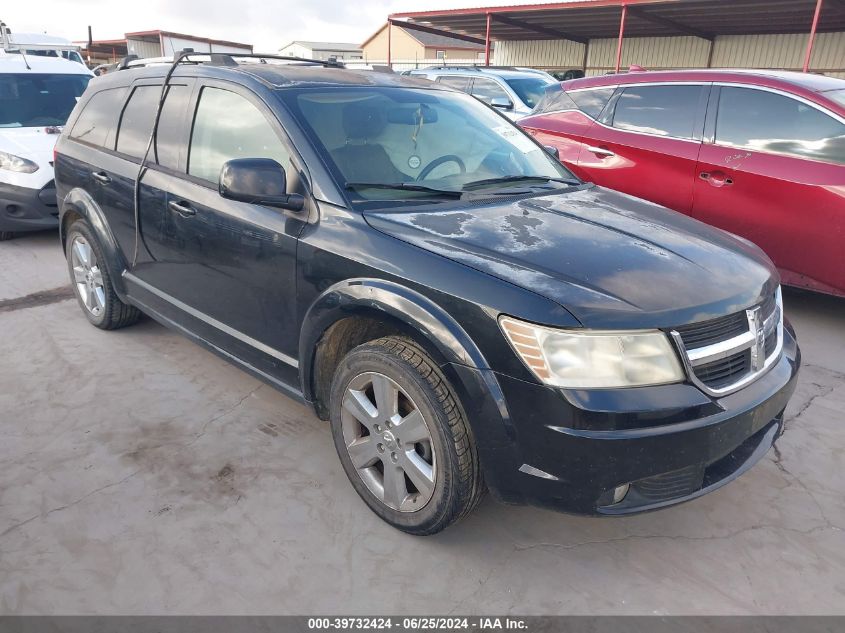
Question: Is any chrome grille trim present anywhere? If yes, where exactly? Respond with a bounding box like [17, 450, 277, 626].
[670, 287, 784, 397]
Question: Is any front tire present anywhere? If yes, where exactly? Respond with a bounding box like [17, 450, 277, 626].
[65, 219, 141, 330]
[330, 337, 484, 535]
[0, 231, 14, 241]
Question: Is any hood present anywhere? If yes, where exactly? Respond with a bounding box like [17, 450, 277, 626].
[0, 126, 61, 166]
[363, 185, 778, 329]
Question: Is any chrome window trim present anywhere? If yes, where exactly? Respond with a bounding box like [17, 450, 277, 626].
[670, 287, 783, 397]
[710, 83, 845, 164]
[124, 272, 299, 368]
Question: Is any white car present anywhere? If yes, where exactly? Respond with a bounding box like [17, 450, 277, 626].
[404, 66, 556, 120]
[0, 54, 92, 239]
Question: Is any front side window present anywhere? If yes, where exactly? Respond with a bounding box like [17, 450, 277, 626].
[69, 87, 125, 147]
[1, 73, 90, 128]
[470, 78, 509, 105]
[715, 87, 845, 164]
[283, 86, 575, 206]
[569, 87, 615, 119]
[188, 87, 290, 183]
[115, 84, 190, 168]
[611, 85, 703, 139]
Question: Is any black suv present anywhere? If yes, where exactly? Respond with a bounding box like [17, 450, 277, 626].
[54, 55, 800, 535]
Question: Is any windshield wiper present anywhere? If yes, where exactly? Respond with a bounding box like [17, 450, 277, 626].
[461, 175, 580, 190]
[345, 181, 463, 198]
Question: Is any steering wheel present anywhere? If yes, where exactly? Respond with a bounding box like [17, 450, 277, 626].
[416, 155, 466, 181]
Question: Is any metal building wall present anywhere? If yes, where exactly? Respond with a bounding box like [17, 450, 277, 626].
[494, 32, 845, 78]
[493, 39, 585, 68]
[125, 37, 161, 59]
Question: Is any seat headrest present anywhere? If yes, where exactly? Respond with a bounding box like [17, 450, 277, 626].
[342, 103, 387, 140]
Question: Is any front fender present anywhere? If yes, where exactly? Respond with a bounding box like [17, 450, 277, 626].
[60, 188, 129, 299]
[299, 278, 515, 445]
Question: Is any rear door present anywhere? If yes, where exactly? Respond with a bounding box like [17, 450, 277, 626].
[577, 83, 709, 214]
[127, 80, 309, 376]
[692, 85, 845, 294]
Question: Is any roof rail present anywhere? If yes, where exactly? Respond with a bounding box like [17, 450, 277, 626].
[117, 51, 345, 71]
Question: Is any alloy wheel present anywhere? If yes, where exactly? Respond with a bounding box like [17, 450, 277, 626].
[341, 372, 437, 512]
[70, 235, 105, 317]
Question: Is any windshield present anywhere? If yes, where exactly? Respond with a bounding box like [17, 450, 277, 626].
[505, 77, 554, 109]
[282, 86, 575, 205]
[0, 73, 91, 127]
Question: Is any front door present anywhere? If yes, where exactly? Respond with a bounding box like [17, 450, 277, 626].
[692, 85, 845, 295]
[577, 83, 709, 215]
[127, 82, 309, 381]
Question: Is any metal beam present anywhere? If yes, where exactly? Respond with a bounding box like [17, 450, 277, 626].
[485, 13, 492, 66]
[627, 6, 714, 41]
[615, 4, 627, 74]
[490, 13, 588, 44]
[389, 19, 488, 46]
[804, 0, 825, 72]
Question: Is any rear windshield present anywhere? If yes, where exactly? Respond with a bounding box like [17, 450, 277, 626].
[0, 73, 91, 127]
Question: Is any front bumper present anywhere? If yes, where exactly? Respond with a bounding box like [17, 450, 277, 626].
[457, 325, 800, 516]
[0, 181, 59, 232]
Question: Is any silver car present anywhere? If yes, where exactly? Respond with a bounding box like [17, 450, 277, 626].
[404, 66, 556, 120]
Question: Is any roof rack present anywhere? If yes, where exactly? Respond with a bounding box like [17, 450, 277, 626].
[116, 51, 346, 71]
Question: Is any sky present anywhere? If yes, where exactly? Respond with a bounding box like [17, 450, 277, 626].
[4, 0, 526, 51]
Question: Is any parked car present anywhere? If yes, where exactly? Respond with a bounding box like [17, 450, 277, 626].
[0, 53, 92, 240]
[520, 69, 845, 297]
[54, 57, 799, 534]
[404, 66, 555, 120]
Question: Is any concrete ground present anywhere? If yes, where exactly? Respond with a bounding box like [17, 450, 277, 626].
[0, 231, 843, 615]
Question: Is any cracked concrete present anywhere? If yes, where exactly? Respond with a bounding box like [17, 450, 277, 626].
[1, 231, 844, 615]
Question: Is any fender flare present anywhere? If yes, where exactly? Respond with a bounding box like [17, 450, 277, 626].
[299, 278, 513, 440]
[60, 188, 130, 299]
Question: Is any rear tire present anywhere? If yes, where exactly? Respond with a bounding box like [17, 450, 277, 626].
[65, 219, 141, 330]
[0, 231, 14, 241]
[329, 336, 485, 535]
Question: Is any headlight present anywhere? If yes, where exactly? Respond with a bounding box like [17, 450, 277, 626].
[0, 150, 39, 174]
[499, 316, 684, 389]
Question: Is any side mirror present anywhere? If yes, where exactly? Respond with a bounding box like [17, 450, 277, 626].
[544, 145, 560, 159]
[490, 97, 514, 110]
[219, 158, 305, 212]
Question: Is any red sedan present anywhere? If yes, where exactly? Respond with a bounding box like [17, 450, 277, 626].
[520, 69, 845, 297]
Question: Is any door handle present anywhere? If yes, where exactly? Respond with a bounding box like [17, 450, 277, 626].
[699, 171, 734, 187]
[168, 200, 196, 217]
[91, 171, 111, 184]
[586, 146, 615, 158]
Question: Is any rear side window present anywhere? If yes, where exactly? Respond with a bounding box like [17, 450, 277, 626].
[570, 88, 615, 118]
[470, 78, 509, 105]
[69, 88, 125, 147]
[436, 76, 471, 92]
[611, 85, 703, 139]
[715, 87, 845, 164]
[188, 87, 290, 184]
[115, 84, 190, 168]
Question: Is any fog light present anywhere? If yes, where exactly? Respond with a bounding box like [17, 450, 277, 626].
[612, 483, 630, 504]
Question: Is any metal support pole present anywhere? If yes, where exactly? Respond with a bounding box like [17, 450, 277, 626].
[485, 13, 492, 66]
[803, 0, 824, 73]
[615, 4, 628, 74]
[387, 20, 392, 69]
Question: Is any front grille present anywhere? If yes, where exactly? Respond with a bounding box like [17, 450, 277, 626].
[672, 289, 782, 394]
[694, 350, 750, 390]
[675, 311, 748, 348]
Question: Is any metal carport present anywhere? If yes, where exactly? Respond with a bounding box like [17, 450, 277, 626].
[387, 0, 842, 74]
